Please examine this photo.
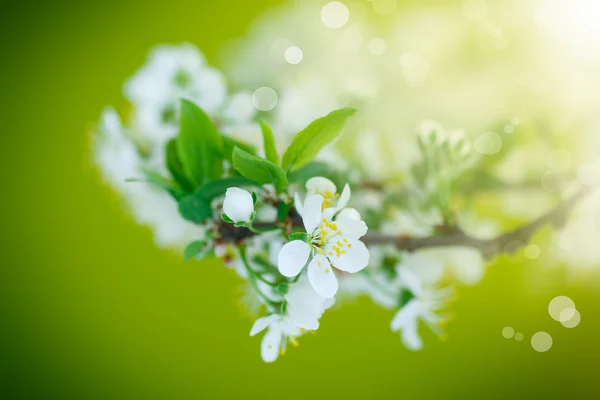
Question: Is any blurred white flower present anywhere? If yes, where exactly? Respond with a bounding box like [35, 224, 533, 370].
[250, 314, 302, 363]
[223, 187, 255, 223]
[391, 254, 452, 351]
[285, 274, 335, 330]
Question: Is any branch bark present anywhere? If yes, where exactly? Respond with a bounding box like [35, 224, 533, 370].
[362, 184, 598, 258]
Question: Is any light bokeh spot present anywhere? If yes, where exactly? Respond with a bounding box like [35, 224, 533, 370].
[531, 331, 553, 352]
[321, 2, 350, 29]
[252, 87, 278, 111]
[514, 332, 524, 342]
[524, 244, 540, 260]
[502, 326, 515, 339]
[284, 46, 304, 64]
[548, 295, 575, 322]
[474, 131, 502, 155]
[560, 308, 581, 328]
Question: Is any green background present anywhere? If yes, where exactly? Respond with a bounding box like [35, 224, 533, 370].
[2, 0, 600, 398]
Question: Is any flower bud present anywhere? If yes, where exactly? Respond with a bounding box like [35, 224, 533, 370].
[223, 187, 255, 223]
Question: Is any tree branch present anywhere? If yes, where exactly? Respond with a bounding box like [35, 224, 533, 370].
[362, 184, 598, 259]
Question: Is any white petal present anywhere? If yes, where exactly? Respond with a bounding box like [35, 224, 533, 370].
[261, 328, 282, 363]
[337, 207, 361, 221]
[301, 195, 324, 233]
[390, 300, 421, 331]
[250, 314, 279, 336]
[401, 320, 423, 351]
[336, 184, 351, 210]
[335, 217, 368, 239]
[285, 276, 328, 330]
[278, 241, 311, 277]
[331, 239, 369, 273]
[294, 192, 304, 216]
[223, 187, 254, 223]
[307, 254, 338, 298]
[306, 177, 337, 196]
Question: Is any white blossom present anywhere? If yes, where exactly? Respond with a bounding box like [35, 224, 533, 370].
[250, 314, 302, 363]
[285, 275, 335, 330]
[390, 253, 452, 351]
[278, 180, 370, 298]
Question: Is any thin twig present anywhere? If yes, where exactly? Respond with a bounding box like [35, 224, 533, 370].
[362, 184, 598, 259]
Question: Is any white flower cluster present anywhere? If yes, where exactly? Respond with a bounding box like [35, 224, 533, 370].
[95, 44, 260, 247]
[94, 37, 597, 363]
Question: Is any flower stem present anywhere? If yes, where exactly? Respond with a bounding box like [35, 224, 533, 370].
[239, 246, 281, 309]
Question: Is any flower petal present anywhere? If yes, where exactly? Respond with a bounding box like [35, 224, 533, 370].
[250, 314, 279, 336]
[391, 300, 421, 332]
[278, 240, 311, 277]
[307, 253, 338, 298]
[332, 239, 369, 273]
[401, 320, 423, 351]
[306, 177, 337, 196]
[294, 192, 304, 216]
[285, 275, 329, 330]
[337, 207, 361, 221]
[336, 184, 351, 210]
[261, 328, 282, 363]
[301, 194, 324, 233]
[335, 217, 368, 239]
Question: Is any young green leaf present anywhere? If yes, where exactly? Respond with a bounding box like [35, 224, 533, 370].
[232, 147, 288, 192]
[166, 138, 194, 193]
[281, 107, 356, 172]
[177, 99, 223, 188]
[183, 240, 206, 261]
[260, 119, 279, 165]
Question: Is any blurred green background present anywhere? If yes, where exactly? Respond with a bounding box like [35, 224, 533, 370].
[2, 0, 600, 398]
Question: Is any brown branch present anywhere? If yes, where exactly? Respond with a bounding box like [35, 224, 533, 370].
[362, 184, 598, 259]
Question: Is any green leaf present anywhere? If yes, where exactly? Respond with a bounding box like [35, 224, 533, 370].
[177, 99, 223, 188]
[232, 147, 288, 192]
[178, 195, 213, 224]
[166, 138, 194, 193]
[281, 107, 356, 172]
[260, 119, 279, 165]
[178, 176, 261, 224]
[222, 135, 256, 162]
[183, 240, 206, 261]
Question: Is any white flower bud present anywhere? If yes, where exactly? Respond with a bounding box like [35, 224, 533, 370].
[223, 187, 254, 223]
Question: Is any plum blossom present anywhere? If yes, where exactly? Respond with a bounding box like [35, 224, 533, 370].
[250, 314, 302, 363]
[390, 253, 453, 350]
[278, 179, 370, 298]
